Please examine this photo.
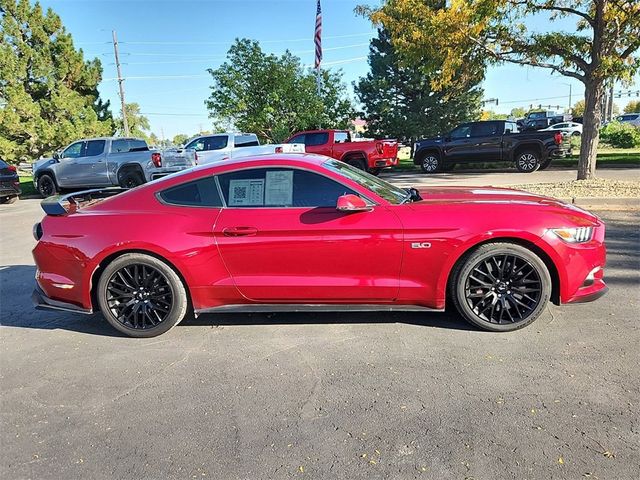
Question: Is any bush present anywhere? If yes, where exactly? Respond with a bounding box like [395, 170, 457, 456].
[599, 121, 640, 148]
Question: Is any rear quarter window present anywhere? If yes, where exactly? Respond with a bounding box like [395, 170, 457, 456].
[159, 177, 223, 207]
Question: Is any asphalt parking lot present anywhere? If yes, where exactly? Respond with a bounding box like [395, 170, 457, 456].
[1, 198, 639, 480]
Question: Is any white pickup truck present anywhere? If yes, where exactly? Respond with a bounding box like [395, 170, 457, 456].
[179, 133, 305, 164]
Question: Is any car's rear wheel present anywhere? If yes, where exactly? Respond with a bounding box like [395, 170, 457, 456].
[450, 243, 551, 332]
[418, 152, 440, 173]
[37, 174, 57, 197]
[97, 253, 188, 337]
[515, 150, 540, 172]
[119, 170, 145, 189]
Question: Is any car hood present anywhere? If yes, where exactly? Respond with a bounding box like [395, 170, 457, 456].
[32, 157, 56, 172]
[411, 185, 598, 220]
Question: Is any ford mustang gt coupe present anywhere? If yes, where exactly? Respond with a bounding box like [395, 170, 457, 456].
[32, 154, 607, 337]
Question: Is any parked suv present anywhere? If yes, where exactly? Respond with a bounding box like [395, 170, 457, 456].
[616, 113, 640, 127]
[0, 158, 21, 204]
[32, 137, 196, 197]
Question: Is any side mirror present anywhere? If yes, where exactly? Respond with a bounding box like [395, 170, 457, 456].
[336, 194, 371, 213]
[52, 151, 61, 160]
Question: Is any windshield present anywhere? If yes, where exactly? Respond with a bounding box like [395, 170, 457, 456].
[323, 159, 408, 204]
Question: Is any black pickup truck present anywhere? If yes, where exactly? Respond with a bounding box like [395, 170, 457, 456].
[412, 120, 568, 173]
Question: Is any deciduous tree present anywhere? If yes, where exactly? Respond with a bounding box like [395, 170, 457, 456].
[624, 100, 640, 113]
[206, 39, 355, 143]
[115, 103, 150, 139]
[360, 0, 640, 179]
[0, 0, 113, 163]
[355, 29, 482, 143]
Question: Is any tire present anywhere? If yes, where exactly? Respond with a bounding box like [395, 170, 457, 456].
[515, 150, 541, 173]
[118, 170, 145, 189]
[37, 173, 57, 197]
[97, 253, 189, 338]
[418, 152, 441, 174]
[0, 195, 18, 204]
[347, 158, 367, 172]
[450, 242, 552, 332]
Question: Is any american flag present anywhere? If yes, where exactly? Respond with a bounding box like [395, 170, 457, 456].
[314, 0, 322, 69]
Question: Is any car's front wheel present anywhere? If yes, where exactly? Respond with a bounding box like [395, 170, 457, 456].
[450, 242, 552, 332]
[37, 174, 57, 197]
[418, 152, 440, 173]
[97, 253, 189, 337]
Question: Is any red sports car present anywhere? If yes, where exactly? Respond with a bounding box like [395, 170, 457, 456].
[32, 154, 607, 337]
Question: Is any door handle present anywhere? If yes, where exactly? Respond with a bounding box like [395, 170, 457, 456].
[222, 226, 258, 237]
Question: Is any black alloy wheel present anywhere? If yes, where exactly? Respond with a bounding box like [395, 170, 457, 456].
[451, 243, 551, 331]
[37, 174, 56, 197]
[97, 253, 188, 337]
[119, 171, 144, 189]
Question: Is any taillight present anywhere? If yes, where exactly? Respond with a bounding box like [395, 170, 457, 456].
[8, 165, 17, 173]
[275, 146, 283, 153]
[375, 142, 384, 154]
[554, 132, 563, 145]
[151, 152, 162, 167]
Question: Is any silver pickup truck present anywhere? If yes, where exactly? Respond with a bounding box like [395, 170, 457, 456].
[32, 137, 196, 197]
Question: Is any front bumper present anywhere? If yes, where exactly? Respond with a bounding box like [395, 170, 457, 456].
[32, 284, 93, 315]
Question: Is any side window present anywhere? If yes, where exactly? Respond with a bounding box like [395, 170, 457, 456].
[85, 140, 105, 157]
[159, 177, 222, 207]
[111, 139, 130, 153]
[304, 132, 329, 146]
[235, 135, 259, 148]
[186, 138, 206, 151]
[334, 132, 349, 143]
[129, 139, 148, 152]
[218, 168, 357, 208]
[287, 134, 305, 144]
[63, 142, 84, 158]
[471, 122, 499, 137]
[450, 125, 471, 139]
[206, 136, 228, 151]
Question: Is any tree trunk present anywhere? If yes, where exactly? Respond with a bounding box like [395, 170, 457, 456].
[577, 79, 605, 180]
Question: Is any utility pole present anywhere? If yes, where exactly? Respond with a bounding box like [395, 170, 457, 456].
[112, 30, 129, 136]
[607, 83, 614, 122]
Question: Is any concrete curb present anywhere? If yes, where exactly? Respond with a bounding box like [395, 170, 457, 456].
[560, 197, 640, 209]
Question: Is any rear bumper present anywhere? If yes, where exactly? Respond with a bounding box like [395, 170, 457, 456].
[32, 284, 93, 315]
[0, 180, 21, 197]
[372, 157, 399, 168]
[149, 167, 189, 181]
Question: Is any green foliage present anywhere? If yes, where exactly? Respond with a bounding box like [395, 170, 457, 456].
[624, 100, 640, 113]
[355, 29, 482, 142]
[600, 121, 640, 148]
[0, 0, 113, 163]
[172, 133, 190, 146]
[481, 110, 508, 120]
[206, 39, 355, 144]
[572, 100, 586, 117]
[509, 107, 527, 118]
[114, 103, 150, 139]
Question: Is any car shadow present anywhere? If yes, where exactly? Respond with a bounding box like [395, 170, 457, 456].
[0, 264, 474, 337]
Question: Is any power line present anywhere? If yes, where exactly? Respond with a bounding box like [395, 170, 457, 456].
[116, 32, 373, 46]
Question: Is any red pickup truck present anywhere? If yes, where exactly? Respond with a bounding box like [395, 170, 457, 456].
[285, 129, 399, 175]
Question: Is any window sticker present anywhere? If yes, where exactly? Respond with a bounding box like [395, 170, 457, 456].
[228, 179, 264, 206]
[265, 170, 294, 206]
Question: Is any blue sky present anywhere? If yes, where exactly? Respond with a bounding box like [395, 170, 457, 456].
[39, 0, 639, 139]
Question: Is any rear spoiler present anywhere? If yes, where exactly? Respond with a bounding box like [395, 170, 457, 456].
[41, 188, 127, 216]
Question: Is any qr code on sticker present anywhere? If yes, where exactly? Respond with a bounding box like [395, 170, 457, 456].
[233, 186, 247, 199]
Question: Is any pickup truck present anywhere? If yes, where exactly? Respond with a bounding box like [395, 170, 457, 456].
[178, 133, 305, 164]
[32, 137, 196, 197]
[285, 129, 399, 175]
[412, 120, 568, 173]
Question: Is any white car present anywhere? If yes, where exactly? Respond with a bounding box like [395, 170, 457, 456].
[179, 133, 305, 164]
[616, 113, 640, 128]
[541, 122, 583, 136]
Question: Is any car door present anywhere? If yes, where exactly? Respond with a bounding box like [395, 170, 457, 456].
[442, 124, 474, 161]
[57, 140, 108, 186]
[185, 135, 229, 164]
[468, 121, 503, 161]
[300, 132, 331, 156]
[54, 141, 85, 187]
[214, 166, 403, 302]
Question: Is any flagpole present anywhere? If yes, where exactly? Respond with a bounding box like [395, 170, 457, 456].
[314, 0, 322, 98]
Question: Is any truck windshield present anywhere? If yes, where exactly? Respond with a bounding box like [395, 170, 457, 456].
[323, 159, 408, 205]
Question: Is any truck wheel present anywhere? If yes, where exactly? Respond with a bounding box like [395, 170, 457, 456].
[347, 159, 367, 172]
[37, 174, 57, 197]
[515, 150, 540, 173]
[119, 170, 145, 189]
[418, 152, 440, 173]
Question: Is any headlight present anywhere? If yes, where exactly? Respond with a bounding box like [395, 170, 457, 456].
[551, 227, 594, 243]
